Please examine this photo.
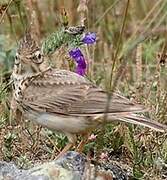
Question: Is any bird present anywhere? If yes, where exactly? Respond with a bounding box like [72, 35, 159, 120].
[11, 32, 167, 158]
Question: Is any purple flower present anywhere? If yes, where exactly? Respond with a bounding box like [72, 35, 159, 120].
[69, 48, 83, 59]
[82, 32, 96, 44]
[74, 56, 86, 68]
[69, 48, 87, 76]
[76, 65, 86, 76]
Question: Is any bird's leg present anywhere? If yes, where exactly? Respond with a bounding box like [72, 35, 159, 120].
[55, 133, 76, 160]
[76, 133, 90, 153]
[56, 142, 74, 160]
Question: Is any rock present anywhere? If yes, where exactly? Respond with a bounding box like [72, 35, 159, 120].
[0, 151, 130, 180]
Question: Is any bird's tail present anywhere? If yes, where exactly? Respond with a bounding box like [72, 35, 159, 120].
[108, 113, 167, 132]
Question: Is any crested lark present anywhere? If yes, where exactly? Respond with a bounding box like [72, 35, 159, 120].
[11, 33, 166, 157]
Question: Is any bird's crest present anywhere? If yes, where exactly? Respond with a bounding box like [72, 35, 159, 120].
[17, 32, 40, 57]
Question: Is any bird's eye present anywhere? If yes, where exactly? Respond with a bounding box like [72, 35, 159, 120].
[32, 50, 43, 64]
[38, 53, 41, 59]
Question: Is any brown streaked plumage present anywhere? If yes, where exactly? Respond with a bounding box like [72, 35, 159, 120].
[11, 33, 167, 157]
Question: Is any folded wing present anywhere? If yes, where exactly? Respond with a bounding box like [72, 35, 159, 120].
[20, 69, 167, 132]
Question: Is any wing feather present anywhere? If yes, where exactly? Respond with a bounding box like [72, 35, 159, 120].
[21, 69, 144, 116]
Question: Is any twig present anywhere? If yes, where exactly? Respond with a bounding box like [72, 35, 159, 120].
[26, 0, 40, 42]
[94, 0, 120, 26]
[135, 43, 142, 86]
[103, 0, 130, 127]
[0, 0, 13, 25]
[0, 80, 13, 96]
[77, 0, 88, 26]
[109, 0, 130, 90]
[128, 0, 163, 43]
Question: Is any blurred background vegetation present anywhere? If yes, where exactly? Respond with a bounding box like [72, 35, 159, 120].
[0, 0, 167, 179]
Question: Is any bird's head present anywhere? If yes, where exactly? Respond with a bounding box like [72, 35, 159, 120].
[14, 32, 44, 74]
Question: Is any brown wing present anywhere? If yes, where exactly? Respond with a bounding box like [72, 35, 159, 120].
[21, 69, 144, 116]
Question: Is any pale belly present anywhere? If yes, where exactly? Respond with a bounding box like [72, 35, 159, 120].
[24, 112, 98, 134]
